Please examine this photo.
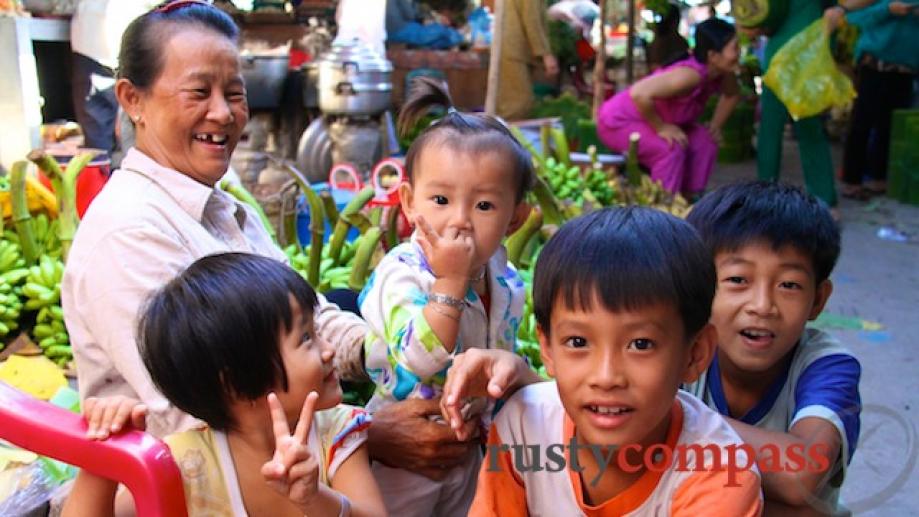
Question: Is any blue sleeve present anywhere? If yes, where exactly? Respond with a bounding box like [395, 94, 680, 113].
[793, 354, 861, 462]
[846, 0, 892, 29]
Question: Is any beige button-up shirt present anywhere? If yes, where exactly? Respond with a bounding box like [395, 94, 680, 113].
[62, 148, 368, 438]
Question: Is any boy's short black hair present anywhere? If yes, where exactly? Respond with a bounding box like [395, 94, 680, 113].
[138, 252, 318, 432]
[533, 207, 715, 341]
[686, 181, 841, 283]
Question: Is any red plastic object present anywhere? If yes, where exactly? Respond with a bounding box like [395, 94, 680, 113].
[0, 381, 188, 517]
[329, 159, 412, 239]
[40, 154, 112, 219]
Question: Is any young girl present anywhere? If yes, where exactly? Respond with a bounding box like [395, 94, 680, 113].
[62, 253, 386, 517]
[597, 17, 741, 197]
[358, 77, 533, 516]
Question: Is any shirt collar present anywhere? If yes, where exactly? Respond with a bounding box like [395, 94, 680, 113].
[120, 147, 222, 223]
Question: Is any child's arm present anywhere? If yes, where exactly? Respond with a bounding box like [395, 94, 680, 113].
[414, 215, 475, 354]
[727, 352, 860, 509]
[727, 417, 841, 509]
[441, 348, 543, 439]
[61, 397, 147, 517]
[329, 444, 387, 517]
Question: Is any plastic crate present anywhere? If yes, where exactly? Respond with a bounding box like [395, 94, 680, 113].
[888, 109, 919, 206]
[296, 183, 360, 246]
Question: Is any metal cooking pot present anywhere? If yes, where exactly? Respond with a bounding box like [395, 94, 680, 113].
[317, 40, 393, 115]
[241, 54, 289, 110]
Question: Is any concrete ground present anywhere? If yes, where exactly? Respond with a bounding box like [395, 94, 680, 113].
[709, 138, 919, 515]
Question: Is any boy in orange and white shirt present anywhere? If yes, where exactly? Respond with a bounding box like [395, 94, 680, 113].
[442, 207, 763, 515]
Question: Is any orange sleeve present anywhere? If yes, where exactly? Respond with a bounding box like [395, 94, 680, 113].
[468, 423, 528, 517]
[670, 469, 763, 517]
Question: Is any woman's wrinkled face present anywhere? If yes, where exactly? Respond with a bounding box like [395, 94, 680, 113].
[133, 26, 248, 185]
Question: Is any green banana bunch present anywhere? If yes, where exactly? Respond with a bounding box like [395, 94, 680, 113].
[285, 240, 360, 293]
[24, 254, 70, 366]
[0, 238, 29, 343]
[3, 213, 62, 260]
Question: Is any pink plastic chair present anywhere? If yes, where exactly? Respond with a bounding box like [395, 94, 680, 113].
[0, 381, 188, 517]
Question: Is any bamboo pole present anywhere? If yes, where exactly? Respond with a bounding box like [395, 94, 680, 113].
[593, 0, 609, 120]
[485, 0, 505, 116]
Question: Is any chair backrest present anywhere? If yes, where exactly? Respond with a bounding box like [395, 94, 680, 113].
[0, 381, 187, 517]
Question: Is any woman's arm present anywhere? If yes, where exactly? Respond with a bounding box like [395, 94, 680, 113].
[708, 74, 742, 143]
[629, 66, 702, 146]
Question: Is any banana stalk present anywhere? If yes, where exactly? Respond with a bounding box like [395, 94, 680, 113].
[506, 207, 542, 268]
[28, 150, 93, 262]
[509, 126, 545, 169]
[531, 175, 564, 227]
[301, 186, 325, 287]
[10, 162, 38, 264]
[540, 123, 551, 163]
[368, 206, 383, 227]
[348, 227, 382, 291]
[550, 127, 571, 168]
[320, 191, 339, 227]
[220, 179, 277, 244]
[328, 187, 375, 265]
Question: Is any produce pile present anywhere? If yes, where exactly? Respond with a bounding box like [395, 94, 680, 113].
[0, 152, 91, 367]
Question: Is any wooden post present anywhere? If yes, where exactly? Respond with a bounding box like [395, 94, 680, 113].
[626, 0, 635, 84]
[485, 0, 505, 116]
[592, 0, 608, 121]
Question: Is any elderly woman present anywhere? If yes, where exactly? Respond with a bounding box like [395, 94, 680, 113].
[62, 0, 475, 485]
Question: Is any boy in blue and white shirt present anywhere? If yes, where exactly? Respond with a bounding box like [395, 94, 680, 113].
[685, 181, 861, 516]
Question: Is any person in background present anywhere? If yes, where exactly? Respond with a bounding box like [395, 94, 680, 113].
[63, 0, 475, 486]
[754, 0, 878, 217]
[826, 0, 919, 200]
[647, 3, 689, 72]
[70, 0, 155, 156]
[385, 0, 463, 50]
[597, 18, 741, 198]
[496, 0, 559, 120]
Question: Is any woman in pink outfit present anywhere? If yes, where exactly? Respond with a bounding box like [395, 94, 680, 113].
[598, 18, 741, 196]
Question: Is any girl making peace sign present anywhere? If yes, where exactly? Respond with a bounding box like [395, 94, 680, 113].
[63, 253, 386, 517]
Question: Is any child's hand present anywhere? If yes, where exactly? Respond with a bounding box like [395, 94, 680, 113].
[441, 348, 542, 440]
[415, 214, 476, 281]
[261, 391, 321, 512]
[83, 396, 147, 440]
[657, 123, 688, 148]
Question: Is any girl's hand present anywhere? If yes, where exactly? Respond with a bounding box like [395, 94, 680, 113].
[83, 396, 147, 440]
[657, 123, 688, 147]
[415, 214, 476, 282]
[262, 391, 321, 512]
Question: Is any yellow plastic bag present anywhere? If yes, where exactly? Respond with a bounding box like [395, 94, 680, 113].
[764, 19, 856, 120]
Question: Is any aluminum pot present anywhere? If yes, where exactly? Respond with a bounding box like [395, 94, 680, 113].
[241, 54, 289, 109]
[317, 40, 393, 115]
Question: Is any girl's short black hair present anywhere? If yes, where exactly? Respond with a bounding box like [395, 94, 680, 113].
[138, 253, 318, 432]
[533, 207, 715, 341]
[693, 17, 736, 64]
[686, 181, 841, 283]
[397, 77, 534, 203]
[118, 1, 239, 91]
